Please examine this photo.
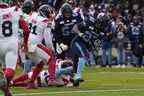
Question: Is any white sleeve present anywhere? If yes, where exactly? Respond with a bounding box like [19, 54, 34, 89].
[43, 27, 54, 51]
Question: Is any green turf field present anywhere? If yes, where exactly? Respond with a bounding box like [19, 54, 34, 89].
[1, 67, 144, 96]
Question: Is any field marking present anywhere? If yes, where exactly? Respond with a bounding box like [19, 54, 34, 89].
[13, 88, 144, 96]
[98, 72, 144, 74]
[84, 72, 144, 74]
[13, 72, 144, 96]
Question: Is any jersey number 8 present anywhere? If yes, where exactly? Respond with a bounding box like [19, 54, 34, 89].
[2, 21, 13, 37]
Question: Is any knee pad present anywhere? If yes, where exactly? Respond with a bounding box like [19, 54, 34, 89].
[4, 68, 15, 81]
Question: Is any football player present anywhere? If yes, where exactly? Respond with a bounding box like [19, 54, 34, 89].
[21, 1, 63, 88]
[10, 59, 74, 87]
[0, 4, 30, 96]
[53, 3, 88, 86]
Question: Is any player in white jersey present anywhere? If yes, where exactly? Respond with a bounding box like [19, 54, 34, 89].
[10, 59, 74, 87]
[21, 1, 62, 88]
[0, 5, 30, 96]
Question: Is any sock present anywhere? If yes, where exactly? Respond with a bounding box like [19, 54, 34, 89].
[13, 82, 28, 87]
[75, 57, 86, 80]
[13, 73, 28, 84]
[48, 55, 56, 81]
[30, 61, 44, 82]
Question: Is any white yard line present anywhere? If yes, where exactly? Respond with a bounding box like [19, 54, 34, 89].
[98, 72, 144, 74]
[14, 88, 144, 96]
[84, 72, 144, 74]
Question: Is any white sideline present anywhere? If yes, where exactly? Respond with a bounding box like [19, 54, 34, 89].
[13, 88, 144, 96]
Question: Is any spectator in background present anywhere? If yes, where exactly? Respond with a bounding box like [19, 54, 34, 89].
[112, 17, 129, 68]
[128, 15, 143, 67]
[97, 6, 119, 67]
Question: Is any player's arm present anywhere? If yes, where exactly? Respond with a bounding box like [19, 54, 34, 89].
[74, 14, 86, 36]
[53, 18, 63, 44]
[43, 26, 55, 51]
[19, 16, 30, 52]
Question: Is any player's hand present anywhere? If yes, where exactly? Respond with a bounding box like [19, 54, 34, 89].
[60, 43, 68, 51]
[78, 32, 84, 37]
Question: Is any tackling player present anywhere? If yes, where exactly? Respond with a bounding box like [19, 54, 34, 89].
[21, 0, 63, 88]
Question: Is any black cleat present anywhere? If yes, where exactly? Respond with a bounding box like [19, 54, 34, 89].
[73, 79, 80, 87]
[73, 78, 84, 87]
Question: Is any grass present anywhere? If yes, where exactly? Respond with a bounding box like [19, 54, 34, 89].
[1, 67, 144, 96]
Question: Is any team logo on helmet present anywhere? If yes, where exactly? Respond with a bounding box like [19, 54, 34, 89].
[38, 4, 54, 18]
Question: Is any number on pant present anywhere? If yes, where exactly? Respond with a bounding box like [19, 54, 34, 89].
[2, 21, 13, 37]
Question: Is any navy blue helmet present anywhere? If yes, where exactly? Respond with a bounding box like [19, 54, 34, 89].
[38, 4, 54, 18]
[61, 3, 73, 18]
[22, 0, 33, 14]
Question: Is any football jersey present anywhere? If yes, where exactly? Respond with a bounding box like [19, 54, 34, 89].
[38, 70, 49, 86]
[0, 7, 20, 39]
[28, 13, 49, 52]
[130, 23, 142, 36]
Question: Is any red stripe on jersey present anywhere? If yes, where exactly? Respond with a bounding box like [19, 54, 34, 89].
[42, 19, 49, 24]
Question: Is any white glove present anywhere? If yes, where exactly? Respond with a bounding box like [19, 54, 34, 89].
[56, 43, 68, 54]
[78, 32, 84, 37]
[60, 43, 68, 51]
[56, 43, 63, 54]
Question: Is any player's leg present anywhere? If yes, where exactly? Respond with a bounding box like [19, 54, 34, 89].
[0, 71, 12, 96]
[19, 49, 34, 73]
[11, 71, 38, 87]
[26, 60, 44, 89]
[37, 44, 55, 80]
[29, 61, 44, 82]
[4, 51, 17, 83]
[0, 40, 14, 96]
[4, 39, 18, 83]
[10, 73, 29, 87]
[26, 44, 54, 88]
[71, 40, 88, 86]
[36, 44, 64, 86]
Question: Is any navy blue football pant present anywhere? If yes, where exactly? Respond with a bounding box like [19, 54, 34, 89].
[70, 39, 88, 80]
